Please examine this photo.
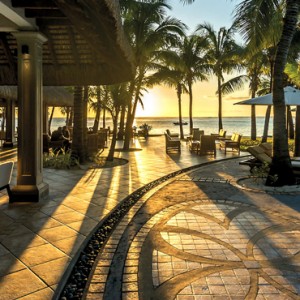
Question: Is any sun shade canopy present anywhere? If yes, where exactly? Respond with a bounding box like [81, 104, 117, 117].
[234, 86, 300, 106]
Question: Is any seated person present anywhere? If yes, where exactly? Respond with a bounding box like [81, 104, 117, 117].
[51, 126, 70, 150]
[62, 126, 71, 140]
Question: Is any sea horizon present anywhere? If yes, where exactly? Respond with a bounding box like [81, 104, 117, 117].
[50, 116, 276, 138]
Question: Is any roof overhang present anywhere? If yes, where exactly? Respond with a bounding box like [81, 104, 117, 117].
[0, 85, 73, 106]
[0, 0, 135, 86]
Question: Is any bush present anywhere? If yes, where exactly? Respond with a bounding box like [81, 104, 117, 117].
[43, 148, 79, 169]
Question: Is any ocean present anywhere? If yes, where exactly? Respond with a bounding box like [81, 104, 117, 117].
[50, 116, 275, 138]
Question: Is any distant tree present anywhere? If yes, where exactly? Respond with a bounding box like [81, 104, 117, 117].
[104, 84, 130, 161]
[196, 23, 242, 131]
[122, 0, 186, 150]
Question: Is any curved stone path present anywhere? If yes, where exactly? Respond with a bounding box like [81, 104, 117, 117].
[85, 161, 300, 300]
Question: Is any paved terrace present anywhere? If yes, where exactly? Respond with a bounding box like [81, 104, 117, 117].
[0, 136, 299, 299]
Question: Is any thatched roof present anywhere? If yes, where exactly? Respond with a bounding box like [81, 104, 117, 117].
[0, 86, 73, 106]
[0, 0, 135, 86]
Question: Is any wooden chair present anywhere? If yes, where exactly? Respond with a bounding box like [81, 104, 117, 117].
[164, 132, 181, 153]
[189, 130, 204, 152]
[211, 128, 227, 139]
[43, 133, 65, 153]
[197, 135, 217, 157]
[166, 129, 179, 138]
[219, 133, 242, 154]
[0, 161, 14, 201]
[87, 133, 99, 154]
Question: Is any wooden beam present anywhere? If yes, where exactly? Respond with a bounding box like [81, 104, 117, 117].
[0, 33, 17, 83]
[11, 0, 56, 9]
[25, 9, 65, 18]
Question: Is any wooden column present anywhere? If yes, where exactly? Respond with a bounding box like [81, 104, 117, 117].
[12, 32, 48, 202]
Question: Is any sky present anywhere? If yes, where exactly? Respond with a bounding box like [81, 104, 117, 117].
[135, 0, 268, 118]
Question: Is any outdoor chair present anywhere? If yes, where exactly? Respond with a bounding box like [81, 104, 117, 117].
[189, 130, 204, 152]
[197, 135, 217, 157]
[211, 128, 227, 139]
[166, 129, 179, 138]
[219, 133, 242, 154]
[240, 144, 300, 175]
[87, 133, 100, 155]
[164, 132, 181, 153]
[186, 128, 200, 144]
[43, 133, 65, 153]
[0, 161, 14, 202]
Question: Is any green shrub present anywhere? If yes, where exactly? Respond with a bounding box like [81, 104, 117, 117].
[43, 148, 79, 169]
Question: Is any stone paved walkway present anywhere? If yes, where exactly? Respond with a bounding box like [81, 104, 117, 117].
[85, 159, 300, 300]
[0, 136, 240, 299]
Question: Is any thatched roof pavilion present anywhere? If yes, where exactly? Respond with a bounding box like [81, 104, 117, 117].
[0, 1, 134, 202]
[0, 0, 135, 85]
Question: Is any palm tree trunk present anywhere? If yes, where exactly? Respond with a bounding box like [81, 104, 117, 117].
[68, 108, 73, 127]
[262, 106, 271, 143]
[188, 81, 193, 135]
[123, 81, 136, 150]
[118, 105, 126, 140]
[177, 83, 184, 139]
[250, 105, 257, 140]
[48, 106, 55, 136]
[267, 0, 298, 186]
[218, 77, 223, 131]
[93, 86, 101, 133]
[107, 111, 119, 161]
[72, 86, 85, 163]
[102, 108, 106, 129]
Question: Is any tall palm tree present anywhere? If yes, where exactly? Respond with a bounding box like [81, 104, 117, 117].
[196, 23, 242, 131]
[221, 49, 269, 140]
[234, 0, 299, 186]
[104, 84, 130, 161]
[122, 0, 186, 150]
[181, 35, 210, 134]
[148, 50, 188, 139]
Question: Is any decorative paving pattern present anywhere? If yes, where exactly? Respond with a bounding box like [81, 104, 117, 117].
[86, 180, 300, 300]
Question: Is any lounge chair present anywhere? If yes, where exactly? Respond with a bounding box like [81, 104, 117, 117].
[211, 129, 227, 139]
[240, 144, 300, 175]
[166, 129, 179, 138]
[0, 161, 14, 202]
[197, 135, 217, 157]
[219, 133, 242, 154]
[164, 132, 181, 153]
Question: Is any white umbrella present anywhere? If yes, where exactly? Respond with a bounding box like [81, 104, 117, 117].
[234, 86, 300, 106]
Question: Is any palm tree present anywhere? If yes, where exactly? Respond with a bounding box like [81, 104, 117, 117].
[122, 0, 186, 150]
[181, 35, 210, 134]
[196, 23, 242, 131]
[48, 106, 55, 136]
[72, 86, 85, 163]
[104, 84, 130, 161]
[148, 51, 188, 139]
[234, 0, 299, 186]
[221, 49, 269, 140]
[150, 34, 210, 137]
